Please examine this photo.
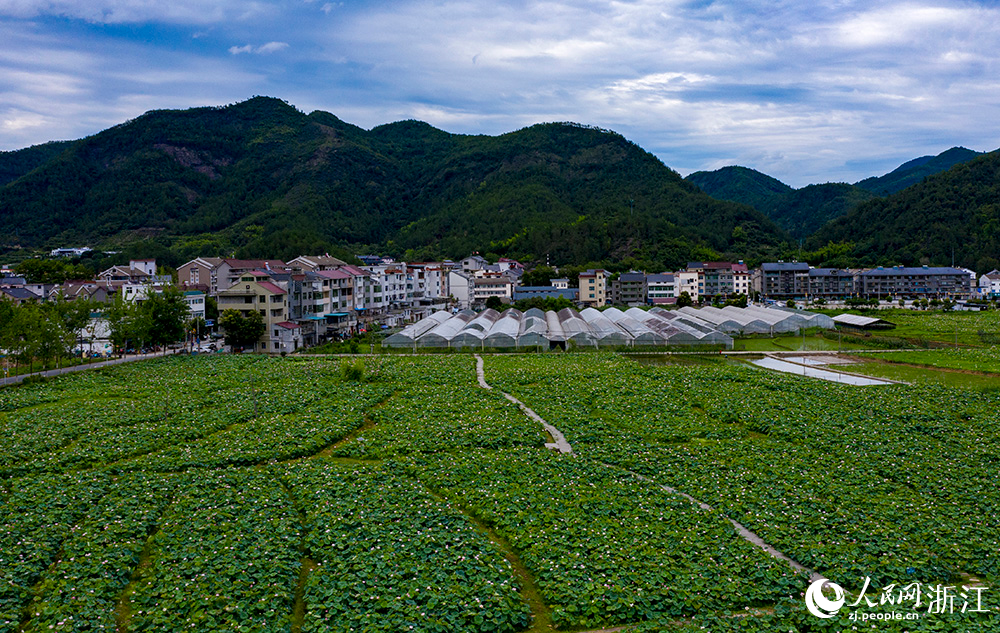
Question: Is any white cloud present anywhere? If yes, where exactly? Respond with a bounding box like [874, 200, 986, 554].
[0, 0, 272, 24]
[1, 0, 1000, 186]
[229, 41, 288, 55]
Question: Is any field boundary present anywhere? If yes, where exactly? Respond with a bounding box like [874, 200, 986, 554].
[474, 354, 572, 454]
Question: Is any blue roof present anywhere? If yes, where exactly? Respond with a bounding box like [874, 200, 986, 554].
[863, 266, 967, 277]
[761, 262, 810, 272]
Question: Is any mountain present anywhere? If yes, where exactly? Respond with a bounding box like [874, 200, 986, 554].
[855, 147, 985, 195]
[0, 140, 74, 187]
[685, 166, 792, 210]
[763, 183, 876, 240]
[808, 150, 1000, 272]
[685, 167, 873, 239]
[0, 97, 788, 269]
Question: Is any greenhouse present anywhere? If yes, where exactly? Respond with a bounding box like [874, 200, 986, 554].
[382, 310, 452, 348]
[731, 306, 799, 333]
[649, 308, 734, 346]
[774, 306, 836, 329]
[517, 308, 551, 348]
[743, 306, 810, 331]
[580, 308, 631, 347]
[450, 309, 501, 348]
[418, 311, 476, 347]
[678, 306, 744, 333]
[556, 308, 596, 347]
[627, 309, 702, 345]
[715, 306, 774, 335]
[484, 309, 523, 348]
[603, 308, 667, 345]
[380, 304, 834, 349]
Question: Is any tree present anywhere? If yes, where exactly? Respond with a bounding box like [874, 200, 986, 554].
[143, 286, 189, 349]
[220, 309, 266, 351]
[676, 291, 694, 308]
[485, 296, 504, 311]
[521, 266, 558, 287]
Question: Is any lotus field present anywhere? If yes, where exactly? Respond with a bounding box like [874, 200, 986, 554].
[1, 352, 998, 632]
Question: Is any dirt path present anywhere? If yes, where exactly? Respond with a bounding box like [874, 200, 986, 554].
[615, 467, 825, 584]
[474, 355, 572, 454]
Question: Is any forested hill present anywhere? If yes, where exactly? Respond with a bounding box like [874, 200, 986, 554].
[807, 150, 1000, 272]
[685, 166, 874, 239]
[854, 147, 984, 195]
[0, 97, 787, 269]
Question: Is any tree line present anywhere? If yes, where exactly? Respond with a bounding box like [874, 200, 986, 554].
[0, 287, 191, 376]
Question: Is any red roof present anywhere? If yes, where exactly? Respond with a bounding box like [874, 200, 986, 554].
[338, 265, 370, 277]
[275, 321, 300, 329]
[316, 269, 352, 280]
[224, 259, 286, 269]
[256, 281, 286, 295]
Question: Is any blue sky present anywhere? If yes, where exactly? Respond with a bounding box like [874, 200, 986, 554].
[1, 0, 998, 187]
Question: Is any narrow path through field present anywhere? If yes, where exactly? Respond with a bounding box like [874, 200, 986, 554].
[473, 354, 826, 619]
[620, 468, 826, 584]
[473, 355, 572, 454]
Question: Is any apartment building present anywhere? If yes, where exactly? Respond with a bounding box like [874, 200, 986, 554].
[578, 269, 609, 308]
[645, 273, 675, 305]
[610, 272, 646, 306]
[216, 271, 295, 353]
[860, 266, 971, 298]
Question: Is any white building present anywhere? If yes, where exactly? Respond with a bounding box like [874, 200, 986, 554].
[645, 273, 675, 304]
[448, 270, 475, 309]
[674, 270, 700, 301]
[980, 270, 1000, 298]
[184, 290, 206, 320]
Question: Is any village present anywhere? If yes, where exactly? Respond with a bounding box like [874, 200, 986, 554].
[1, 251, 997, 355]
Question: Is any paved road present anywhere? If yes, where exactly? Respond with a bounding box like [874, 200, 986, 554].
[0, 350, 177, 388]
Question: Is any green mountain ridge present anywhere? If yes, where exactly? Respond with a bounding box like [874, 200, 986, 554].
[685, 167, 875, 239]
[855, 147, 984, 195]
[807, 149, 1000, 272]
[0, 97, 787, 269]
[685, 147, 989, 242]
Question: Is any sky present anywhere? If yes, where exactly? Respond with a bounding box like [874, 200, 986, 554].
[1, 0, 998, 187]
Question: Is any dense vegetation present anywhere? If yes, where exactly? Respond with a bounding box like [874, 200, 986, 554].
[855, 147, 984, 195]
[686, 147, 992, 247]
[686, 168, 876, 239]
[0, 98, 786, 270]
[1, 349, 998, 631]
[808, 150, 1000, 272]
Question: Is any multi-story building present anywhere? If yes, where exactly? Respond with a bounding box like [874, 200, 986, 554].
[448, 270, 475, 309]
[286, 255, 347, 272]
[684, 262, 750, 298]
[472, 273, 514, 304]
[807, 268, 855, 298]
[859, 266, 971, 299]
[177, 258, 286, 296]
[980, 270, 1000, 299]
[610, 271, 646, 306]
[411, 264, 449, 301]
[216, 271, 295, 353]
[578, 269, 609, 307]
[754, 262, 810, 298]
[99, 259, 160, 284]
[645, 273, 675, 305]
[177, 257, 223, 292]
[184, 290, 206, 320]
[674, 270, 700, 302]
